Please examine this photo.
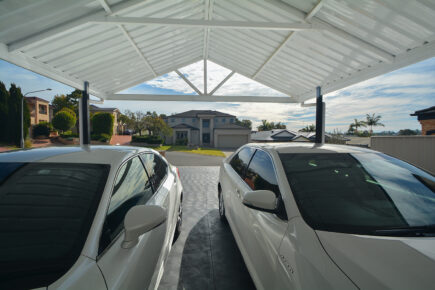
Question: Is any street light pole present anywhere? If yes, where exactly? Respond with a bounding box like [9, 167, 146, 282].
[21, 88, 52, 148]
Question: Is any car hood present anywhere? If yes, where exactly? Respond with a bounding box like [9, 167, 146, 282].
[316, 230, 435, 290]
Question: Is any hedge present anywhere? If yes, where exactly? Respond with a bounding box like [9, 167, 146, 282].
[91, 112, 114, 136]
[132, 135, 163, 144]
[91, 133, 111, 143]
[52, 110, 76, 132]
[32, 122, 51, 137]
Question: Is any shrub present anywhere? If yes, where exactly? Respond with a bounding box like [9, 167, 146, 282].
[91, 133, 111, 143]
[52, 110, 76, 133]
[60, 130, 79, 139]
[32, 122, 51, 137]
[132, 135, 163, 144]
[60, 107, 76, 119]
[91, 112, 114, 136]
[175, 138, 188, 145]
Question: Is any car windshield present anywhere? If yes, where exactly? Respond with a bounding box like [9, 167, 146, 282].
[279, 153, 435, 235]
[0, 162, 110, 289]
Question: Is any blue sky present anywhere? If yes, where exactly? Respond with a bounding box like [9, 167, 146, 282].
[0, 57, 434, 132]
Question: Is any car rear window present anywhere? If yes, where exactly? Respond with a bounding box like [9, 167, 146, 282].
[0, 162, 110, 289]
[279, 153, 435, 235]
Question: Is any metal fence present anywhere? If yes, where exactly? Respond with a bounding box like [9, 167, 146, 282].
[371, 136, 435, 174]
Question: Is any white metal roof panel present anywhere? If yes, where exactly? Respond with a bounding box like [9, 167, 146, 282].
[0, 0, 434, 102]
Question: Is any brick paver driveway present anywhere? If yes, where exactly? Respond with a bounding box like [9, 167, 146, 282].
[159, 167, 255, 290]
[110, 135, 131, 145]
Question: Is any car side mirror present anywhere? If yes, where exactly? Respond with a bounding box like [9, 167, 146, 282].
[242, 190, 278, 213]
[122, 205, 167, 249]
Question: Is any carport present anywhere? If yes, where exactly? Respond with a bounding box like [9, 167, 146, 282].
[1, 0, 435, 288]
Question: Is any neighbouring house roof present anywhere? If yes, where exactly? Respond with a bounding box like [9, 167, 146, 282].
[169, 110, 235, 118]
[90, 104, 119, 112]
[411, 106, 435, 120]
[214, 123, 251, 130]
[25, 96, 49, 103]
[171, 123, 199, 130]
[251, 129, 327, 142]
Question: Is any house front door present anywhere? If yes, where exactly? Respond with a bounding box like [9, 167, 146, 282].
[202, 133, 210, 145]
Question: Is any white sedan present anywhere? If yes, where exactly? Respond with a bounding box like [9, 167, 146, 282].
[218, 143, 435, 290]
[0, 146, 183, 290]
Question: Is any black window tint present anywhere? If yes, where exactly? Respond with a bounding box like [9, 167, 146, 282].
[279, 153, 435, 235]
[0, 162, 109, 289]
[141, 153, 168, 191]
[99, 157, 153, 253]
[245, 150, 280, 196]
[230, 147, 255, 178]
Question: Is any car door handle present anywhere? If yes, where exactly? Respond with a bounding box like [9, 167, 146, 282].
[236, 189, 241, 198]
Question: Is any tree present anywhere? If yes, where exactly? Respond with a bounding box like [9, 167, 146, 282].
[350, 118, 367, 134]
[144, 111, 172, 136]
[8, 84, 30, 146]
[258, 120, 272, 131]
[300, 124, 316, 132]
[235, 118, 252, 129]
[365, 113, 384, 135]
[52, 110, 76, 133]
[398, 129, 419, 135]
[0, 82, 9, 142]
[124, 110, 147, 135]
[51, 89, 81, 115]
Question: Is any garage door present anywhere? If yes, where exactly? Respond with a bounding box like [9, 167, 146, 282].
[217, 135, 248, 148]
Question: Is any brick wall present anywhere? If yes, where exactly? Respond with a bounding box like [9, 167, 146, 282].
[420, 119, 435, 135]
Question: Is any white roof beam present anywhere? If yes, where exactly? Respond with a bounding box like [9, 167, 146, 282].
[92, 17, 314, 31]
[106, 94, 297, 103]
[175, 70, 203, 95]
[265, 0, 394, 63]
[118, 25, 157, 77]
[7, 0, 148, 52]
[305, 0, 326, 22]
[209, 71, 235, 95]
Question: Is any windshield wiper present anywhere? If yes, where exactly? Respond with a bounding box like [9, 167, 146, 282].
[374, 225, 435, 237]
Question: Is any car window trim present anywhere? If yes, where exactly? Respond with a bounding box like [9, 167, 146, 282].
[140, 152, 169, 194]
[97, 153, 150, 258]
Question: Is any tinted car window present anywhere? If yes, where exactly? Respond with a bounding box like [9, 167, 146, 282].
[0, 162, 109, 289]
[245, 150, 280, 195]
[230, 147, 255, 178]
[141, 153, 168, 191]
[99, 157, 153, 253]
[280, 153, 435, 235]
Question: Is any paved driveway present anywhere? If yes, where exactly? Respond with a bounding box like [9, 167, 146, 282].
[165, 152, 225, 166]
[159, 167, 255, 290]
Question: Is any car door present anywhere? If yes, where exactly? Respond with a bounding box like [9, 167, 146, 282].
[224, 147, 255, 229]
[97, 155, 166, 290]
[233, 149, 289, 289]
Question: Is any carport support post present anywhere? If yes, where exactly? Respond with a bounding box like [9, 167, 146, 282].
[315, 86, 325, 144]
[79, 81, 91, 146]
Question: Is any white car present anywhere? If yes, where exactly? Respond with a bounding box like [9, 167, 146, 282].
[218, 143, 435, 290]
[0, 146, 183, 290]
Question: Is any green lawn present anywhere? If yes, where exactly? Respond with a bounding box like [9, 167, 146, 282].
[151, 145, 225, 157]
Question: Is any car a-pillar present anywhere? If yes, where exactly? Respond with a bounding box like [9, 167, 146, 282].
[79, 81, 91, 146]
[315, 86, 325, 144]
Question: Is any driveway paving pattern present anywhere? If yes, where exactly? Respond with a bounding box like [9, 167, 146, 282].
[159, 167, 255, 290]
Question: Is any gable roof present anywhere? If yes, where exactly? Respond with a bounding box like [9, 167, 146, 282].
[171, 123, 199, 130]
[25, 96, 49, 103]
[169, 110, 235, 118]
[1, 0, 434, 102]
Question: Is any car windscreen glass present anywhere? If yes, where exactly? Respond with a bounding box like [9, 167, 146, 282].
[279, 153, 435, 235]
[0, 162, 110, 289]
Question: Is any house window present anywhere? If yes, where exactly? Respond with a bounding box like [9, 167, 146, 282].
[192, 118, 196, 122]
[230, 118, 234, 123]
[222, 118, 226, 123]
[203, 119, 210, 128]
[182, 118, 185, 122]
[171, 118, 175, 123]
[215, 118, 218, 123]
[38, 104, 47, 114]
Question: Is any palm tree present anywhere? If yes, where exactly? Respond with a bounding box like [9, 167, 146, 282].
[351, 118, 367, 134]
[258, 120, 271, 131]
[300, 124, 316, 132]
[365, 113, 384, 135]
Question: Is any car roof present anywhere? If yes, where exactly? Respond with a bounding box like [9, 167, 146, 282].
[244, 142, 375, 154]
[0, 146, 153, 166]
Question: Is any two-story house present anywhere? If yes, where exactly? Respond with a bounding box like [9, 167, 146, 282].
[25, 96, 51, 125]
[165, 110, 251, 148]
